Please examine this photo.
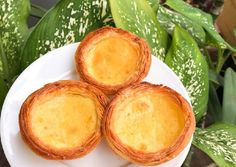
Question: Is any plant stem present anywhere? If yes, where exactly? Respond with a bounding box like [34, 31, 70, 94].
[204, 47, 214, 70]
[216, 48, 224, 73]
[216, 49, 231, 73]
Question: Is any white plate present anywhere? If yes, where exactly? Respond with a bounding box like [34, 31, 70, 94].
[1, 43, 192, 167]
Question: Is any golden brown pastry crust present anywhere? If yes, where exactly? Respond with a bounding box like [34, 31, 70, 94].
[19, 80, 109, 160]
[102, 82, 196, 166]
[75, 26, 151, 95]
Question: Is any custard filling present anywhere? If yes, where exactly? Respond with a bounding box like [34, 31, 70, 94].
[86, 37, 140, 85]
[111, 90, 185, 152]
[30, 92, 97, 149]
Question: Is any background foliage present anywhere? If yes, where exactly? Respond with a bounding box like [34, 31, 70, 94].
[0, 0, 236, 166]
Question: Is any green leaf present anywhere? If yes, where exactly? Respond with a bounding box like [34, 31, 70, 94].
[157, 5, 205, 44]
[208, 82, 222, 122]
[209, 69, 224, 86]
[165, 26, 209, 121]
[101, 1, 115, 27]
[222, 68, 236, 125]
[21, 0, 110, 69]
[0, 38, 9, 109]
[233, 55, 236, 65]
[147, 0, 159, 7]
[0, 39, 10, 83]
[109, 0, 168, 61]
[166, 0, 236, 52]
[147, 0, 159, 12]
[0, 0, 30, 77]
[30, 3, 47, 18]
[193, 123, 236, 167]
[0, 76, 8, 110]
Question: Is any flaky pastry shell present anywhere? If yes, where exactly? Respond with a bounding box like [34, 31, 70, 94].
[19, 80, 108, 160]
[75, 26, 151, 95]
[103, 82, 195, 166]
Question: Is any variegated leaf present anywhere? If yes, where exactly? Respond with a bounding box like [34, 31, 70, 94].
[165, 26, 209, 121]
[109, 0, 168, 61]
[147, 0, 160, 11]
[193, 123, 236, 167]
[21, 0, 110, 68]
[102, 1, 115, 27]
[0, 0, 30, 108]
[157, 5, 206, 44]
[147, 0, 159, 7]
[0, 0, 30, 78]
[166, 0, 236, 52]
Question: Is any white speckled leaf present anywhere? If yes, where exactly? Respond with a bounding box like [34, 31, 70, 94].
[157, 6, 206, 44]
[193, 123, 236, 167]
[101, 1, 115, 27]
[109, 0, 168, 61]
[0, 0, 29, 108]
[0, 0, 30, 77]
[147, 0, 159, 10]
[166, 0, 236, 52]
[165, 26, 209, 121]
[21, 0, 110, 68]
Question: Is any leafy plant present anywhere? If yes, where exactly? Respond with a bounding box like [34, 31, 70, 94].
[165, 26, 209, 121]
[166, 0, 236, 52]
[0, 0, 30, 108]
[21, 0, 111, 69]
[157, 5, 206, 44]
[185, 0, 224, 19]
[222, 68, 236, 124]
[0, 0, 236, 166]
[0, 76, 8, 108]
[109, 0, 168, 61]
[193, 123, 236, 167]
[30, 3, 47, 18]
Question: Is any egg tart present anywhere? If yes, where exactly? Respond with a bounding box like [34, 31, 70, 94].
[75, 26, 151, 95]
[103, 82, 195, 166]
[19, 80, 108, 159]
